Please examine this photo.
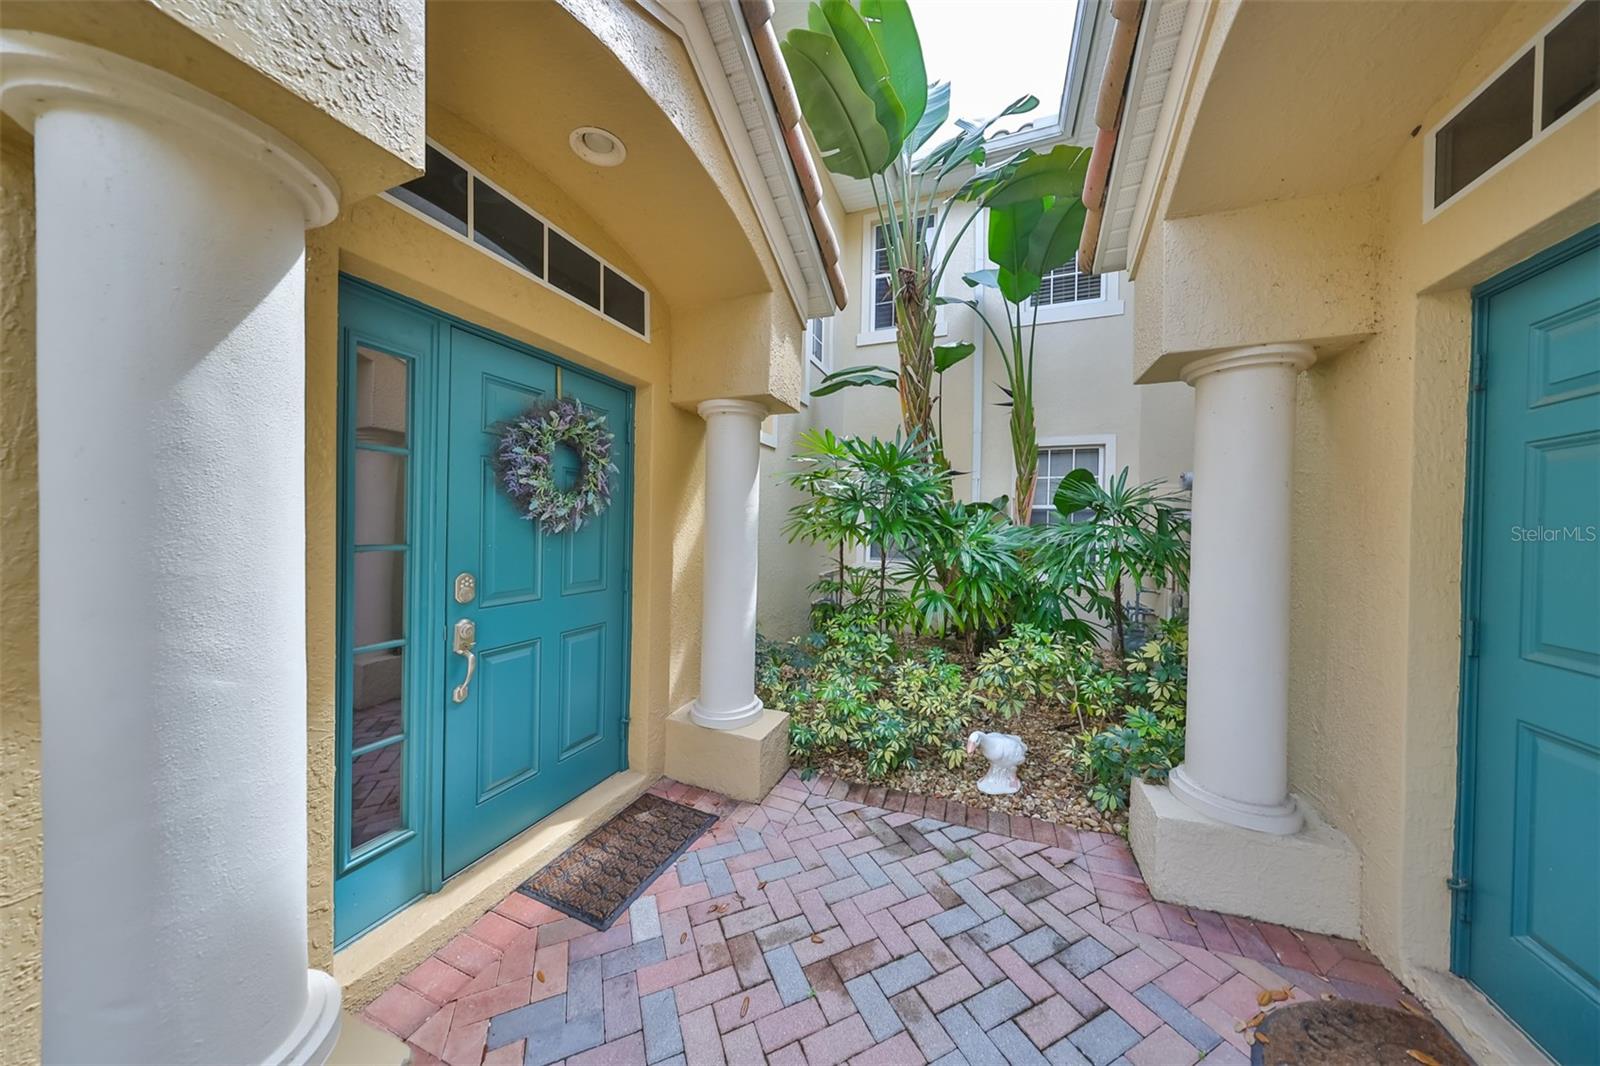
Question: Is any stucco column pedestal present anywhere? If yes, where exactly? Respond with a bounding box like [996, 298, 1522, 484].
[3, 33, 345, 1065]
[666, 399, 788, 801]
[1130, 344, 1359, 937]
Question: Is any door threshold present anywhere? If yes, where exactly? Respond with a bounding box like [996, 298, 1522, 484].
[1405, 966, 1554, 1066]
[333, 769, 651, 1007]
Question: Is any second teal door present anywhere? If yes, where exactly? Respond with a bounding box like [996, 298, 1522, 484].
[1458, 228, 1599, 1064]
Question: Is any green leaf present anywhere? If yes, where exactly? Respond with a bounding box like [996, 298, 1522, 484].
[861, 0, 927, 141]
[819, 0, 908, 154]
[987, 196, 1045, 303]
[983, 144, 1092, 208]
[781, 29, 895, 179]
[962, 269, 1000, 290]
[1053, 467, 1098, 516]
[919, 94, 1039, 180]
[812, 365, 899, 396]
[934, 342, 975, 372]
[907, 79, 949, 154]
[1026, 198, 1087, 279]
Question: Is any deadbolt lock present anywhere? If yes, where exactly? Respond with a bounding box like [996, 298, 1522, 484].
[454, 572, 476, 604]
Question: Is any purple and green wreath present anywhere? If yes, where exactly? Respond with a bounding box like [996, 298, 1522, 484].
[496, 396, 617, 534]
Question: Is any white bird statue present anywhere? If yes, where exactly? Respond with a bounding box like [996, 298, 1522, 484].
[966, 730, 1027, 795]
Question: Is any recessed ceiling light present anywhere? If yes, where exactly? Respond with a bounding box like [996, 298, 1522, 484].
[570, 126, 626, 167]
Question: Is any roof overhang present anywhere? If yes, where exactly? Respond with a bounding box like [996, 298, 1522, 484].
[638, 0, 846, 317]
[1078, 0, 1196, 276]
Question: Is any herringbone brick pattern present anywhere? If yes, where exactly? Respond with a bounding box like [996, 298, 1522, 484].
[365, 773, 1416, 1065]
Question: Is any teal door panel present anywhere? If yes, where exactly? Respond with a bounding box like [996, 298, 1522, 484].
[441, 328, 632, 877]
[333, 282, 444, 945]
[335, 279, 633, 940]
[1460, 228, 1600, 1064]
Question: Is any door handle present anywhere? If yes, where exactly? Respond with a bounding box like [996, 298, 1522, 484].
[452, 618, 477, 704]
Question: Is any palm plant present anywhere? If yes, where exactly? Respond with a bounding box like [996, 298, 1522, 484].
[944, 144, 1093, 522]
[1033, 467, 1191, 658]
[782, 0, 1045, 454]
[784, 428, 950, 629]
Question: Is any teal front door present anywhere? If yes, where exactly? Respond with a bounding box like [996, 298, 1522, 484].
[334, 279, 633, 944]
[1457, 227, 1599, 1064]
[441, 329, 632, 876]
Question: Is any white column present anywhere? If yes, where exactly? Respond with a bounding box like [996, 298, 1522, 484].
[692, 399, 766, 730]
[3, 33, 342, 1065]
[1168, 344, 1314, 835]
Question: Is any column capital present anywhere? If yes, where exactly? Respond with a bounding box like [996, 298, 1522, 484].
[1, 31, 338, 227]
[696, 398, 767, 421]
[1179, 343, 1316, 385]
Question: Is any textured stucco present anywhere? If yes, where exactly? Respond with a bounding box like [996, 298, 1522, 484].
[1128, 0, 1600, 1005]
[0, 123, 41, 1066]
[1139, 185, 1384, 382]
[0, 0, 424, 202]
[152, 0, 423, 167]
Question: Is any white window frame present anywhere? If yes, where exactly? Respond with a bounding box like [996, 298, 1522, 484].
[803, 317, 831, 404]
[1032, 434, 1116, 525]
[1423, 0, 1599, 222]
[760, 415, 779, 450]
[382, 139, 651, 341]
[857, 213, 948, 347]
[1027, 267, 1125, 324]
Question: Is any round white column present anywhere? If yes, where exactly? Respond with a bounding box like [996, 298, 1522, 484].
[2, 33, 343, 1065]
[692, 399, 767, 730]
[1168, 344, 1314, 836]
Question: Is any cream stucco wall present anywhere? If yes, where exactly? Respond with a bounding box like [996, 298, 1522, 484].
[1128, 0, 1599, 991]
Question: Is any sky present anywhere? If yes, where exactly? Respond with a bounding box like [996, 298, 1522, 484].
[911, 0, 1077, 146]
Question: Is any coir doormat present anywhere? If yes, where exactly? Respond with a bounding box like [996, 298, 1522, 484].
[516, 793, 717, 929]
[1250, 1000, 1472, 1066]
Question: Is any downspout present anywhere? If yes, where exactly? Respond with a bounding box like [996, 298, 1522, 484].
[969, 305, 985, 502]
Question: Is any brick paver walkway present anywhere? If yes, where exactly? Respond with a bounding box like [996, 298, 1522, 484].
[364, 773, 1416, 1065]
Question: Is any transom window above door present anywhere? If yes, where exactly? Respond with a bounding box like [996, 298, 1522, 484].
[385, 142, 650, 339]
[1033, 442, 1108, 525]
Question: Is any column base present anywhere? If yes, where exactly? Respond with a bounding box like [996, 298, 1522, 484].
[666, 702, 790, 802]
[264, 970, 343, 1065]
[1130, 779, 1360, 938]
[690, 694, 764, 731]
[326, 1011, 411, 1066]
[1168, 763, 1304, 835]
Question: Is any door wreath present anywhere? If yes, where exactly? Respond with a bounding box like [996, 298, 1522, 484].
[496, 396, 617, 533]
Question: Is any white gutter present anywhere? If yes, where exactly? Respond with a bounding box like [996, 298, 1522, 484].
[970, 310, 985, 503]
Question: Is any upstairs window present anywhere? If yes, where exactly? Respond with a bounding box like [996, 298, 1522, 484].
[868, 216, 934, 335]
[1032, 442, 1106, 526]
[1032, 263, 1103, 307]
[1427, 0, 1599, 216]
[804, 317, 831, 403]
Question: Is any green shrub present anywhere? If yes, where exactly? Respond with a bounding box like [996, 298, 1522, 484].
[1076, 708, 1185, 812]
[1072, 620, 1189, 811]
[762, 617, 972, 779]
